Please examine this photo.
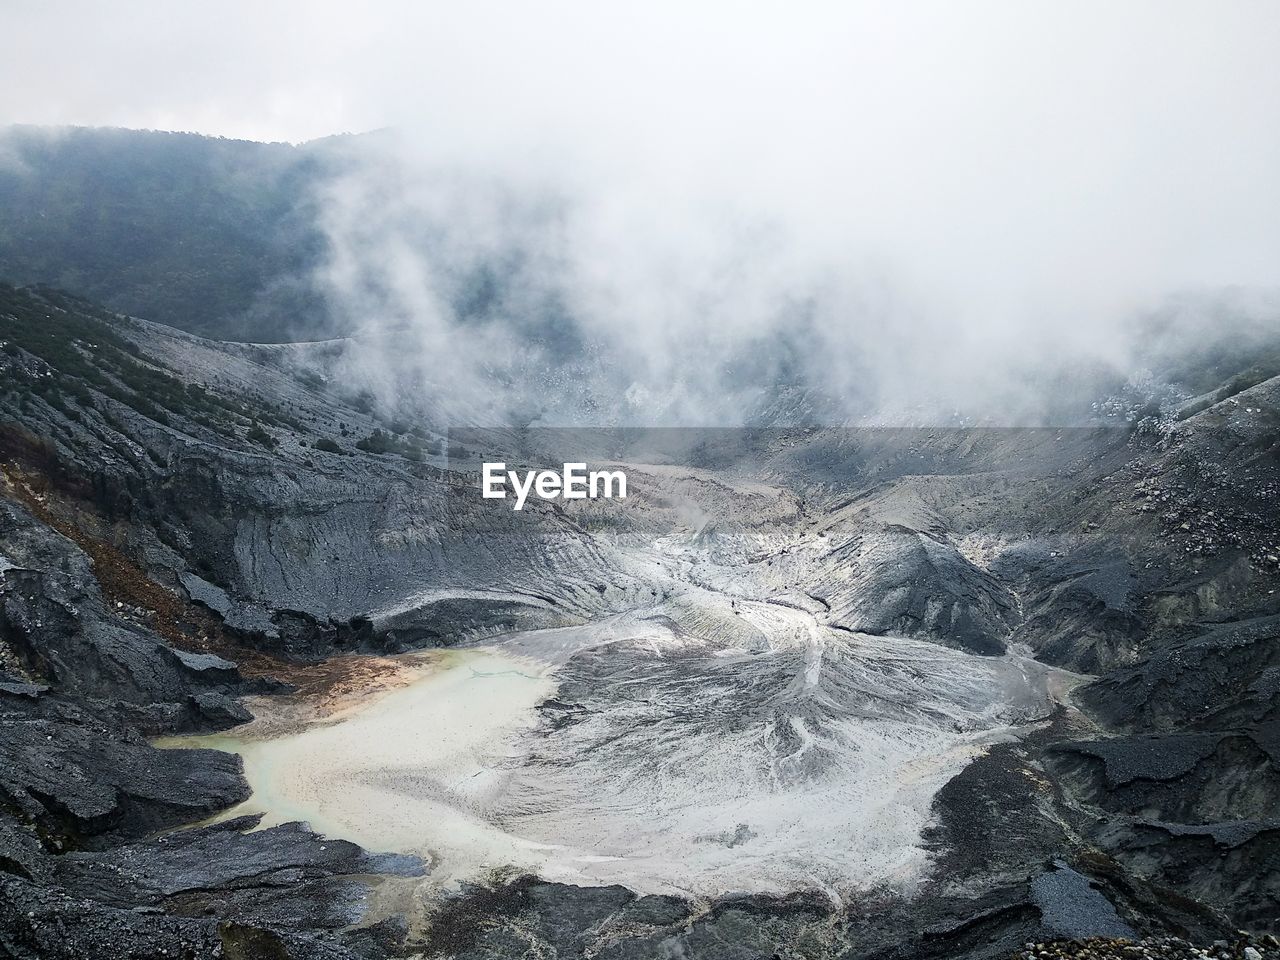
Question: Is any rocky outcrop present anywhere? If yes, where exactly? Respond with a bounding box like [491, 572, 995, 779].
[0, 497, 251, 731]
[1077, 616, 1280, 732]
[820, 521, 1016, 655]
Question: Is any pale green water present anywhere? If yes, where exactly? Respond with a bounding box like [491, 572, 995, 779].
[158, 647, 557, 887]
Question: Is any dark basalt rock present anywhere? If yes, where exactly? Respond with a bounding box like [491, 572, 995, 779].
[1091, 820, 1280, 931]
[1030, 862, 1137, 941]
[824, 523, 1015, 655]
[51, 816, 424, 928]
[1053, 734, 1227, 788]
[0, 709, 249, 848]
[0, 819, 46, 883]
[0, 498, 253, 731]
[0, 873, 372, 960]
[1050, 732, 1280, 823]
[1077, 615, 1280, 731]
[1001, 547, 1147, 673]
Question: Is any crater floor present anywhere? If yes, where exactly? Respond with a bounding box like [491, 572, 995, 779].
[166, 597, 1073, 899]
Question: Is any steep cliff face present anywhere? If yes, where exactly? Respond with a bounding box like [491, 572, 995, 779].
[2, 286, 1279, 958]
[0, 286, 650, 651]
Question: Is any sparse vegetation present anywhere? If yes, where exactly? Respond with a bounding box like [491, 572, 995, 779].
[0, 284, 315, 441]
[354, 428, 425, 460]
[246, 421, 277, 448]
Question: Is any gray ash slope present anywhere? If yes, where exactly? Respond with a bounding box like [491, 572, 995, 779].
[0, 284, 1278, 958]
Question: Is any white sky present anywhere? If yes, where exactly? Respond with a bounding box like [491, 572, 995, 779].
[4, 2, 1277, 152]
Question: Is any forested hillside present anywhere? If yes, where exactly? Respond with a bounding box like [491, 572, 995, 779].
[0, 126, 335, 341]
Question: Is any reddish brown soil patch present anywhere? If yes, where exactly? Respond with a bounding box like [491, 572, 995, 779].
[1, 456, 408, 701]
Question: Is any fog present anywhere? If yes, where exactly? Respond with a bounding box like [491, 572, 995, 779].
[4, 2, 1280, 422]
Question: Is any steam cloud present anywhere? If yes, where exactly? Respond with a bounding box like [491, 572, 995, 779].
[310, 123, 1280, 426]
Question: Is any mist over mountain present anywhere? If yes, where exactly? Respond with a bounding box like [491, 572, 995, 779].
[4, 3, 1280, 428]
[2, 125, 1278, 427]
[0, 126, 338, 340]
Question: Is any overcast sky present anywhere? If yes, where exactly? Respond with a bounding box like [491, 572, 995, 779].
[4, 1, 1280, 420]
[3, 3, 1276, 149]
